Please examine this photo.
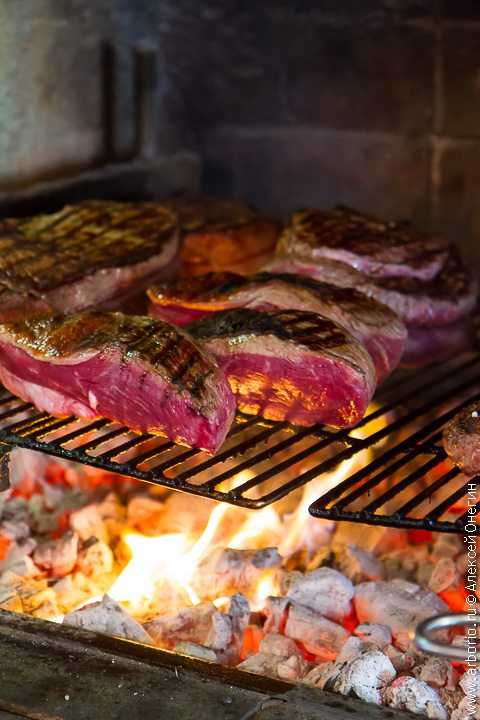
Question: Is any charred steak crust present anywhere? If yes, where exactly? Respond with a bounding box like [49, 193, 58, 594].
[0, 200, 178, 296]
[443, 402, 480, 477]
[0, 312, 214, 400]
[188, 308, 352, 357]
[278, 207, 448, 280]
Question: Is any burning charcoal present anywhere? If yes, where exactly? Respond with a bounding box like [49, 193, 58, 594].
[384, 644, 415, 673]
[70, 492, 125, 543]
[283, 601, 350, 660]
[238, 651, 308, 681]
[206, 612, 232, 651]
[0, 519, 30, 542]
[336, 544, 385, 583]
[33, 531, 78, 579]
[175, 641, 217, 662]
[259, 632, 303, 658]
[333, 650, 396, 705]
[354, 623, 392, 650]
[452, 696, 480, 720]
[283, 567, 354, 621]
[64, 594, 153, 645]
[0, 550, 38, 578]
[32, 599, 60, 621]
[303, 661, 340, 690]
[432, 534, 462, 560]
[52, 576, 94, 614]
[144, 602, 217, 649]
[354, 580, 449, 651]
[0, 585, 22, 612]
[428, 558, 459, 594]
[382, 546, 432, 583]
[417, 657, 459, 691]
[155, 494, 214, 535]
[228, 593, 250, 637]
[193, 547, 282, 599]
[460, 669, 480, 697]
[336, 636, 362, 663]
[77, 538, 114, 579]
[126, 495, 164, 535]
[384, 677, 448, 719]
[263, 596, 290, 633]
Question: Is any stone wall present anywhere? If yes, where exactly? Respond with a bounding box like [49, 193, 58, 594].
[1, 1, 479, 267]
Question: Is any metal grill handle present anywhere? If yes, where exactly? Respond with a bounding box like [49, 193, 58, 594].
[415, 613, 479, 662]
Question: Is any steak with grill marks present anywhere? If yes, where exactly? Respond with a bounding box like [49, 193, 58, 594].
[268, 252, 477, 328]
[148, 271, 407, 383]
[0, 200, 179, 319]
[278, 208, 448, 281]
[187, 309, 376, 428]
[0, 312, 235, 453]
[443, 402, 480, 477]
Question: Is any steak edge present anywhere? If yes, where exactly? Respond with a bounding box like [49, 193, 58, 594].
[0, 311, 235, 453]
[443, 402, 480, 477]
[148, 271, 407, 382]
[187, 308, 376, 428]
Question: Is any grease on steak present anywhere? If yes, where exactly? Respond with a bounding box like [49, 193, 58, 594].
[268, 252, 476, 328]
[0, 311, 235, 453]
[148, 271, 406, 382]
[188, 308, 376, 428]
[0, 200, 179, 318]
[278, 208, 448, 280]
[443, 402, 480, 476]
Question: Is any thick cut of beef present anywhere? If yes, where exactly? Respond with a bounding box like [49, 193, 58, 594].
[164, 196, 280, 277]
[278, 208, 448, 280]
[0, 200, 179, 319]
[187, 309, 376, 428]
[0, 312, 235, 453]
[148, 272, 407, 382]
[443, 402, 480, 477]
[268, 253, 477, 328]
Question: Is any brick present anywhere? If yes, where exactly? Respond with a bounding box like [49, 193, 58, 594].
[440, 27, 480, 137]
[433, 138, 480, 273]
[202, 126, 432, 226]
[269, 17, 435, 132]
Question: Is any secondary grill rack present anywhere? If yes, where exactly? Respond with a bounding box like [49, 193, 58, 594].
[0, 323, 478, 534]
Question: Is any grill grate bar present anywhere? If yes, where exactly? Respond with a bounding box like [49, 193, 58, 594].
[0, 312, 478, 531]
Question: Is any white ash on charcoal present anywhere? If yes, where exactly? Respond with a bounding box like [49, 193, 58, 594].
[451, 696, 480, 720]
[303, 646, 396, 705]
[193, 547, 282, 599]
[69, 492, 126, 544]
[354, 623, 392, 650]
[280, 566, 354, 621]
[354, 579, 450, 652]
[238, 650, 310, 682]
[384, 677, 448, 719]
[335, 544, 385, 583]
[0, 584, 23, 612]
[63, 594, 154, 645]
[281, 601, 350, 661]
[331, 522, 408, 555]
[76, 537, 115, 579]
[259, 632, 303, 658]
[175, 641, 218, 662]
[52, 575, 98, 615]
[384, 644, 415, 673]
[428, 558, 459, 594]
[0, 544, 38, 579]
[415, 657, 460, 691]
[432, 534, 463, 560]
[381, 544, 433, 584]
[460, 668, 480, 697]
[33, 530, 78, 579]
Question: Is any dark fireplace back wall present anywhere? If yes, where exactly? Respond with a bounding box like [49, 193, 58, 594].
[2, 1, 480, 270]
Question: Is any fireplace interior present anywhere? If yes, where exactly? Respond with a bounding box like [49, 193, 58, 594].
[0, 2, 478, 720]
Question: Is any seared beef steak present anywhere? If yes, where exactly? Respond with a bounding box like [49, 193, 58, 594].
[268, 253, 477, 328]
[278, 208, 448, 281]
[0, 312, 235, 453]
[0, 200, 179, 319]
[148, 272, 407, 382]
[187, 309, 376, 428]
[443, 402, 480, 477]
[164, 196, 280, 277]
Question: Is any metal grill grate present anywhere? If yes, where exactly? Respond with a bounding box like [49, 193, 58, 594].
[0, 322, 478, 533]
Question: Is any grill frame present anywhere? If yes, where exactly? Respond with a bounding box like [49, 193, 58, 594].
[0, 322, 478, 534]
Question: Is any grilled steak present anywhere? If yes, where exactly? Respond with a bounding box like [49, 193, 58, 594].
[268, 252, 477, 328]
[164, 196, 280, 277]
[0, 312, 235, 453]
[0, 200, 179, 319]
[401, 320, 474, 368]
[187, 309, 376, 428]
[278, 208, 448, 281]
[148, 272, 407, 382]
[443, 402, 480, 476]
